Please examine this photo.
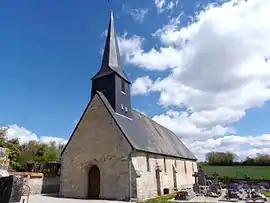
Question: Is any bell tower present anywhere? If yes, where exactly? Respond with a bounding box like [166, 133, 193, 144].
[91, 11, 132, 118]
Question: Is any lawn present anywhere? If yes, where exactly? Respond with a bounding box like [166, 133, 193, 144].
[144, 193, 176, 203]
[199, 164, 270, 180]
[262, 191, 270, 197]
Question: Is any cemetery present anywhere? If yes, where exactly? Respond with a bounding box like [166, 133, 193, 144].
[1, 145, 270, 203]
[171, 166, 269, 202]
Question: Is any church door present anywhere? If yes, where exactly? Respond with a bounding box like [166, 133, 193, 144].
[88, 165, 100, 199]
[155, 169, 161, 195]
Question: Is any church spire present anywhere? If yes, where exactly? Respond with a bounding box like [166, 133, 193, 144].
[92, 10, 130, 83]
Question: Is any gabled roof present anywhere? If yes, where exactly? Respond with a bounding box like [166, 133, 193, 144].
[97, 91, 197, 160]
[92, 11, 130, 83]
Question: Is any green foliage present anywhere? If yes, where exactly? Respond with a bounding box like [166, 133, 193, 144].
[0, 126, 64, 171]
[206, 152, 236, 165]
[198, 164, 270, 180]
[0, 128, 7, 147]
[205, 151, 270, 166]
[242, 154, 270, 166]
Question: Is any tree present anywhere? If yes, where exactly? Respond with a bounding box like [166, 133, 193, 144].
[0, 126, 64, 171]
[206, 152, 236, 165]
[243, 154, 270, 166]
[0, 127, 7, 147]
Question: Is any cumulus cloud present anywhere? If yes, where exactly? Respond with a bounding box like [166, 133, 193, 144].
[132, 76, 153, 95]
[3, 125, 67, 145]
[118, 0, 270, 160]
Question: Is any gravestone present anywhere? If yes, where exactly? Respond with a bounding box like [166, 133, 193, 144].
[197, 166, 207, 186]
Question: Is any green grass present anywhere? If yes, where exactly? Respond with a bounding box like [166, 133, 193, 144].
[143, 193, 176, 203]
[199, 164, 270, 180]
[262, 192, 270, 197]
[143, 193, 209, 203]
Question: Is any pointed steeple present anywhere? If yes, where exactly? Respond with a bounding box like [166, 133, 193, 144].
[92, 11, 130, 83]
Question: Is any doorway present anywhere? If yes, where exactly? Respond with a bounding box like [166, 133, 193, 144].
[88, 165, 100, 199]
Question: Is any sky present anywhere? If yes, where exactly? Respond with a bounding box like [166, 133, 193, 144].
[1, 0, 270, 161]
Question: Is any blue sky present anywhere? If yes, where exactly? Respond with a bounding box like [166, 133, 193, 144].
[1, 0, 270, 160]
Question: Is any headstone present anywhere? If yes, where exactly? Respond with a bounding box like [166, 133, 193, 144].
[197, 166, 207, 186]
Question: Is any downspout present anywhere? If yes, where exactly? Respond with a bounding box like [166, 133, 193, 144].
[129, 151, 132, 201]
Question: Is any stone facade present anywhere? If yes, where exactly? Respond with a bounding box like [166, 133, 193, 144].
[132, 152, 197, 201]
[60, 94, 132, 200]
[60, 94, 197, 201]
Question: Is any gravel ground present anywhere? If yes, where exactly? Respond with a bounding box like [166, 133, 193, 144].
[19, 194, 270, 203]
[20, 194, 128, 203]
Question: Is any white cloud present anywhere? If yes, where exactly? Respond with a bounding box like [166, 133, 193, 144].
[186, 134, 270, 161]
[154, 0, 179, 13]
[3, 125, 67, 145]
[119, 0, 270, 160]
[129, 8, 149, 23]
[153, 110, 235, 141]
[118, 33, 143, 56]
[132, 76, 153, 95]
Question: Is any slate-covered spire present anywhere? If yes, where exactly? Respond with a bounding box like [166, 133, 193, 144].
[92, 11, 130, 83]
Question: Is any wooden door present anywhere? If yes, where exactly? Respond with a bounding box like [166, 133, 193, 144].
[88, 165, 100, 199]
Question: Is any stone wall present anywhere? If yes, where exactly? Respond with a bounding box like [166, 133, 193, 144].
[60, 94, 132, 200]
[132, 151, 197, 201]
[9, 172, 60, 195]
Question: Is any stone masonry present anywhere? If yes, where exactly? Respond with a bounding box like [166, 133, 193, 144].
[60, 94, 132, 200]
[132, 151, 197, 201]
[60, 94, 197, 201]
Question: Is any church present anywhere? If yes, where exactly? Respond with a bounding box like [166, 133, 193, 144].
[60, 11, 197, 201]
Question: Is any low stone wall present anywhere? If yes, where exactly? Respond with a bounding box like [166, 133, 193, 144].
[9, 172, 60, 194]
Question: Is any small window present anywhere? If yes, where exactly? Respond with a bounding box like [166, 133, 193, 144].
[184, 161, 187, 174]
[121, 104, 124, 110]
[121, 80, 125, 93]
[192, 162, 194, 173]
[163, 157, 167, 172]
[146, 154, 150, 172]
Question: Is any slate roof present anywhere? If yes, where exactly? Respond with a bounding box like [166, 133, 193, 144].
[92, 11, 130, 83]
[96, 91, 197, 160]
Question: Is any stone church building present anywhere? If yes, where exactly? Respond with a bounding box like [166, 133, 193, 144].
[60, 11, 197, 201]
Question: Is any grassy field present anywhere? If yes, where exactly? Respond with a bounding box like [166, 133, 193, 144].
[262, 191, 270, 197]
[199, 164, 270, 180]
